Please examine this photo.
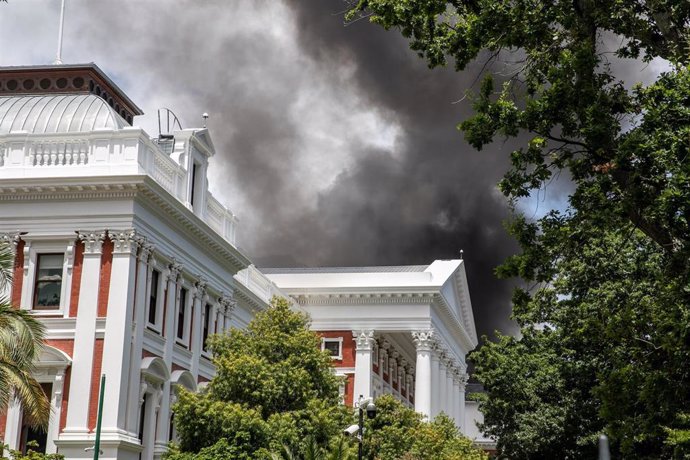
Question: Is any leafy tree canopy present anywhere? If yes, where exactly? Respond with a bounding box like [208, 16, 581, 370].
[362, 395, 488, 460]
[346, 1, 690, 458]
[166, 297, 351, 460]
[0, 242, 49, 431]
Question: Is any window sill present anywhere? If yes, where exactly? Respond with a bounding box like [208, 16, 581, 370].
[29, 309, 64, 317]
[146, 324, 162, 335]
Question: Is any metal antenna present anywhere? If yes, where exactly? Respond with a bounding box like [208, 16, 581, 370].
[459, 249, 464, 260]
[53, 0, 67, 65]
[202, 112, 209, 128]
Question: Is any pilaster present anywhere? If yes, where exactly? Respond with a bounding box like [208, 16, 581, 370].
[63, 230, 105, 436]
[190, 277, 207, 378]
[125, 237, 153, 434]
[352, 329, 375, 402]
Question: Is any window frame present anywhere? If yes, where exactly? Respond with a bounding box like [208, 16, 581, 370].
[20, 240, 75, 317]
[321, 337, 343, 361]
[201, 303, 212, 354]
[32, 253, 64, 311]
[146, 267, 164, 332]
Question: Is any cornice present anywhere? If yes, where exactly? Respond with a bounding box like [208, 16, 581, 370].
[293, 291, 436, 306]
[0, 174, 252, 274]
[137, 176, 251, 273]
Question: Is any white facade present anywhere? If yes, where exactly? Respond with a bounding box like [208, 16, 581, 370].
[0, 63, 489, 458]
[263, 261, 477, 426]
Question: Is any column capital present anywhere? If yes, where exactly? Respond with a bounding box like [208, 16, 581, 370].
[412, 329, 435, 352]
[134, 235, 154, 262]
[167, 258, 183, 282]
[77, 230, 106, 254]
[194, 277, 208, 299]
[458, 372, 469, 390]
[218, 292, 236, 314]
[0, 231, 23, 247]
[109, 229, 139, 255]
[353, 330, 376, 351]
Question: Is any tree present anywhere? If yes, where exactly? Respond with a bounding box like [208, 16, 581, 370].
[166, 297, 352, 460]
[0, 242, 50, 432]
[362, 395, 488, 460]
[345, 1, 690, 458]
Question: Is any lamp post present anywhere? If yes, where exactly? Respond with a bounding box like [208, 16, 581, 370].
[355, 395, 376, 460]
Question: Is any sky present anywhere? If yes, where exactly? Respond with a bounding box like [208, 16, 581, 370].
[0, 1, 669, 340]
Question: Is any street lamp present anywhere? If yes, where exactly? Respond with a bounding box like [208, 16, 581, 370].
[343, 395, 376, 460]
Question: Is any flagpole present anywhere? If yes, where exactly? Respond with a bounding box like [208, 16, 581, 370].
[93, 375, 105, 460]
[53, 0, 66, 64]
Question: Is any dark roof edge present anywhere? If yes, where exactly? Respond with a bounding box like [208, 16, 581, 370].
[0, 63, 143, 115]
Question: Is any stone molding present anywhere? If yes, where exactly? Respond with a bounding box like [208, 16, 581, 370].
[411, 329, 435, 352]
[352, 330, 376, 351]
[109, 229, 139, 255]
[77, 230, 106, 254]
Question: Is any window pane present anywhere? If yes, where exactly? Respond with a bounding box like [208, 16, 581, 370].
[177, 288, 187, 340]
[202, 304, 211, 351]
[324, 341, 340, 357]
[34, 254, 63, 309]
[148, 270, 159, 325]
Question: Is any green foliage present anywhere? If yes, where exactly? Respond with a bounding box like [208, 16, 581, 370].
[168, 297, 351, 459]
[347, 1, 690, 458]
[1, 441, 64, 459]
[0, 242, 49, 430]
[270, 436, 355, 460]
[362, 395, 487, 460]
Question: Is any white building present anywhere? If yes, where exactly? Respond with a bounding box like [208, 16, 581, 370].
[0, 63, 489, 459]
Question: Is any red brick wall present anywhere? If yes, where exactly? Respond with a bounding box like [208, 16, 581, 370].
[11, 239, 24, 308]
[69, 240, 83, 317]
[87, 339, 104, 431]
[318, 331, 355, 368]
[59, 367, 72, 433]
[344, 374, 355, 406]
[171, 362, 188, 372]
[45, 339, 74, 358]
[97, 239, 113, 317]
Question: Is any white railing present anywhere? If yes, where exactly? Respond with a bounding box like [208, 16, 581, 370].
[236, 265, 291, 305]
[205, 193, 238, 246]
[0, 129, 239, 248]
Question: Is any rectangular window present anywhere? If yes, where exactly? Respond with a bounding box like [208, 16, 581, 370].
[321, 338, 343, 360]
[190, 162, 198, 207]
[202, 303, 211, 352]
[148, 270, 160, 326]
[33, 254, 63, 309]
[177, 288, 187, 341]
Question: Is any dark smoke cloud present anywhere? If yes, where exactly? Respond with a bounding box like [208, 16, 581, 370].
[0, 0, 522, 338]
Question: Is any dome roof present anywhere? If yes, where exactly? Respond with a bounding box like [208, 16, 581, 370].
[0, 94, 129, 135]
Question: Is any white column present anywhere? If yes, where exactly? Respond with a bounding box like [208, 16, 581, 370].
[101, 230, 139, 435]
[4, 398, 22, 450]
[379, 343, 390, 394]
[155, 261, 181, 458]
[389, 351, 399, 395]
[430, 346, 440, 418]
[126, 240, 154, 433]
[446, 363, 456, 424]
[352, 330, 375, 403]
[438, 355, 447, 416]
[451, 370, 461, 428]
[63, 230, 105, 435]
[142, 386, 161, 460]
[45, 369, 66, 454]
[220, 292, 235, 333]
[411, 330, 434, 419]
[458, 372, 468, 432]
[190, 278, 207, 378]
